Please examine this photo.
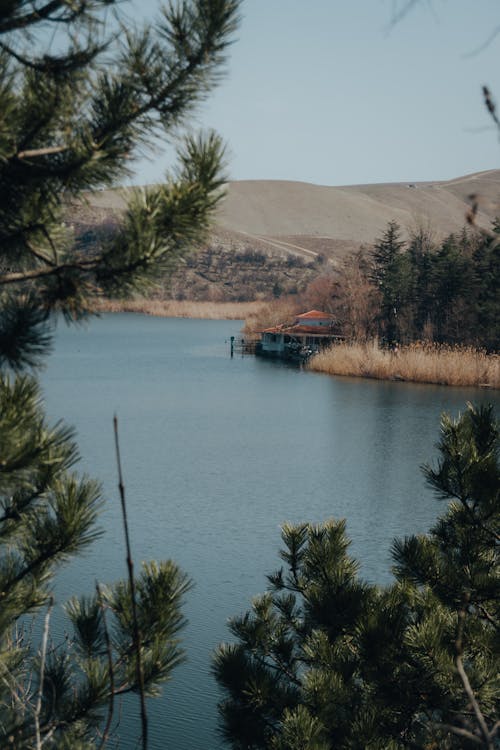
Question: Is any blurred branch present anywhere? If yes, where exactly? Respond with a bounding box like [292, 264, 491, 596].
[464, 26, 500, 57]
[482, 86, 500, 130]
[466, 86, 500, 251]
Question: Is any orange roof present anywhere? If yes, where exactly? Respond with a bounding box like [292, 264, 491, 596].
[262, 325, 283, 333]
[262, 324, 338, 336]
[296, 310, 333, 320]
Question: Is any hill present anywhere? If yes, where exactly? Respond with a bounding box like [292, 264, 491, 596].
[71, 170, 500, 300]
[215, 170, 500, 258]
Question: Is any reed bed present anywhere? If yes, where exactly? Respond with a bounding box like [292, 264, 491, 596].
[94, 297, 267, 320]
[308, 341, 500, 389]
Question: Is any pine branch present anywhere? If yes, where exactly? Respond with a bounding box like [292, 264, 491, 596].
[0, 38, 102, 73]
[0, 0, 84, 32]
[0, 258, 98, 286]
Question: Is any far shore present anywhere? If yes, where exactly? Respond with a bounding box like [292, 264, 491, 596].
[94, 299, 499, 390]
[93, 297, 267, 320]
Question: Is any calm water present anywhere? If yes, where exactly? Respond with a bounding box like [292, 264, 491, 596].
[39, 314, 499, 750]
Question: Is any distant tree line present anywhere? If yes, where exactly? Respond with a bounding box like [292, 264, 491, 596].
[303, 221, 500, 350]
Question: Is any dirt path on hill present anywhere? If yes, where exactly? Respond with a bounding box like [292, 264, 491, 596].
[236, 230, 319, 259]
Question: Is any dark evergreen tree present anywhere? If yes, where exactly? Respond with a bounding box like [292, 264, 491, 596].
[406, 225, 437, 340]
[370, 221, 412, 343]
[428, 233, 476, 344]
[0, 0, 240, 746]
[472, 221, 500, 351]
[363, 219, 499, 349]
[214, 403, 499, 749]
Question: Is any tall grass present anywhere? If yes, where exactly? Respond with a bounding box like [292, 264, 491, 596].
[94, 298, 267, 320]
[308, 341, 500, 389]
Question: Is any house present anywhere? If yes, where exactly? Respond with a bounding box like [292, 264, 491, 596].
[258, 310, 342, 360]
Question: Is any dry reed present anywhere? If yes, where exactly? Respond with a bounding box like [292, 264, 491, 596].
[94, 297, 267, 320]
[242, 298, 302, 334]
[308, 341, 500, 389]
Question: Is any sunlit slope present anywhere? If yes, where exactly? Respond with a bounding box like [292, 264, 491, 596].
[86, 170, 500, 259]
[215, 170, 500, 254]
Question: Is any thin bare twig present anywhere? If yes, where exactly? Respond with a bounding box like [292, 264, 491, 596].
[437, 723, 482, 745]
[113, 415, 148, 750]
[96, 581, 114, 750]
[25, 238, 58, 268]
[455, 594, 496, 750]
[388, 0, 420, 26]
[17, 145, 70, 160]
[464, 26, 500, 58]
[35, 597, 54, 750]
[476, 604, 500, 631]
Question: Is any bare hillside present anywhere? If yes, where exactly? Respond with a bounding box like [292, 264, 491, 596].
[215, 170, 500, 258]
[73, 170, 500, 301]
[83, 170, 500, 263]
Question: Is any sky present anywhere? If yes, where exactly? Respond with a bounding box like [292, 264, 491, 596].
[128, 0, 500, 187]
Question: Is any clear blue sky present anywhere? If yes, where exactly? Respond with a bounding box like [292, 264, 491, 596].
[130, 0, 500, 187]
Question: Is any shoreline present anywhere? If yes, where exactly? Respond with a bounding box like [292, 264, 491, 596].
[308, 341, 500, 390]
[93, 298, 266, 320]
[93, 300, 499, 390]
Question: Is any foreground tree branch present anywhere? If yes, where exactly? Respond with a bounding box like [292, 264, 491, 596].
[0, 0, 238, 746]
[215, 404, 499, 749]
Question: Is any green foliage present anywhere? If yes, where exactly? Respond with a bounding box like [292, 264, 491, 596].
[0, 0, 240, 366]
[370, 221, 411, 343]
[0, 0, 240, 746]
[214, 404, 500, 749]
[0, 373, 194, 747]
[361, 220, 500, 348]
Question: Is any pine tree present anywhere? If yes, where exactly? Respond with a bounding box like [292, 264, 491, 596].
[370, 221, 411, 344]
[0, 0, 240, 361]
[0, 0, 240, 746]
[472, 222, 500, 351]
[214, 403, 499, 749]
[406, 225, 436, 340]
[428, 233, 475, 344]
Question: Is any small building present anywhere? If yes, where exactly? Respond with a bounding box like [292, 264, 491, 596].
[258, 310, 342, 360]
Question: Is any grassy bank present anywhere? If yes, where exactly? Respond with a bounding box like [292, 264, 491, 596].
[308, 341, 500, 389]
[94, 298, 267, 320]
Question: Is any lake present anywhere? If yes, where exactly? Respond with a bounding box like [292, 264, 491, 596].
[40, 314, 499, 749]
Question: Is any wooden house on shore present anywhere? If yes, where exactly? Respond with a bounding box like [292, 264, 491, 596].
[257, 310, 342, 361]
